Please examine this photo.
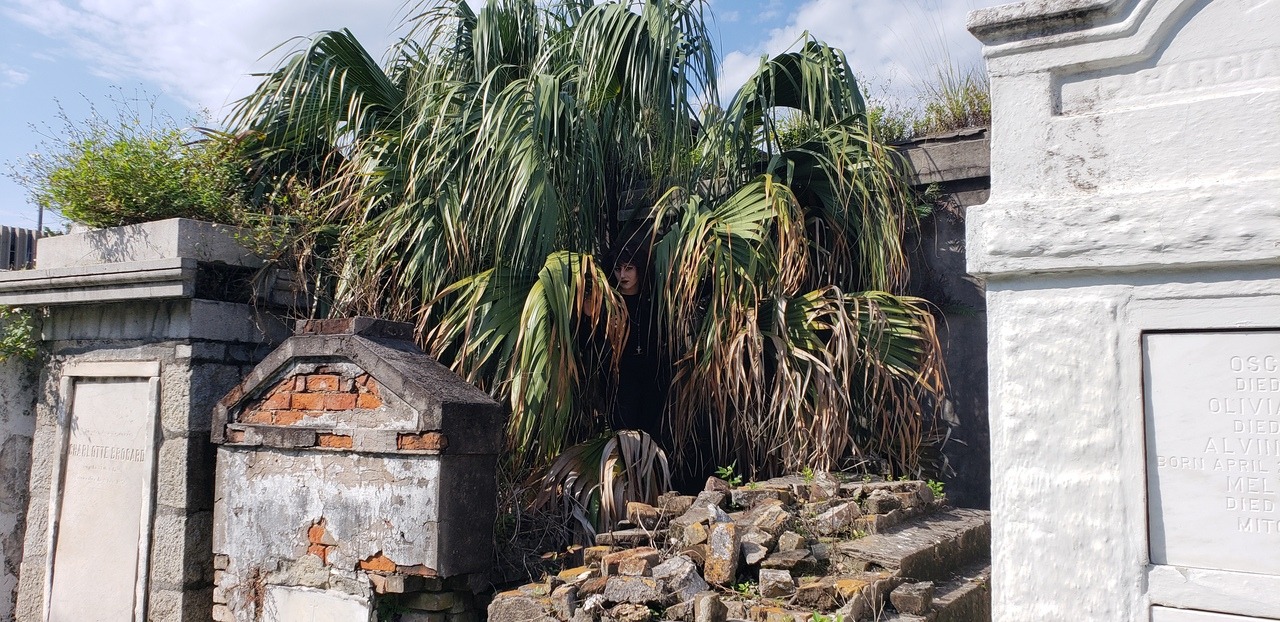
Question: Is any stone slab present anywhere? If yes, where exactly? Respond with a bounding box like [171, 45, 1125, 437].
[48, 376, 158, 621]
[262, 586, 370, 621]
[1151, 607, 1278, 622]
[39, 218, 259, 270]
[932, 563, 990, 622]
[834, 509, 989, 581]
[1144, 331, 1280, 575]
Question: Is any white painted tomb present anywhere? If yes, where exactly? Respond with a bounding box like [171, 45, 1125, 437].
[968, 0, 1280, 619]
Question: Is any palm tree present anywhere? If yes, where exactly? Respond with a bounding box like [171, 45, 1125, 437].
[228, 0, 944, 483]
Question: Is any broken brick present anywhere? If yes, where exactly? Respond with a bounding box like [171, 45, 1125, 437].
[307, 543, 329, 565]
[397, 432, 448, 451]
[241, 410, 273, 424]
[274, 410, 305, 426]
[323, 393, 358, 410]
[306, 374, 341, 392]
[291, 393, 324, 410]
[317, 433, 353, 449]
[396, 564, 439, 577]
[261, 391, 292, 411]
[359, 552, 397, 573]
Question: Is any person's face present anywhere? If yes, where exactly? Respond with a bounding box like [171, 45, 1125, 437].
[614, 262, 639, 295]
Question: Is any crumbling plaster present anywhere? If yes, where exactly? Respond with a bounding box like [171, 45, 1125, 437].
[0, 344, 36, 622]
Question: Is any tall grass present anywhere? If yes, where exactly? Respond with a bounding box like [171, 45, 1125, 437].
[862, 64, 991, 144]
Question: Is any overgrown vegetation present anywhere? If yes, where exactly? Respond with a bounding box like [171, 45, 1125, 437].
[7, 91, 247, 228]
[862, 65, 991, 144]
[0, 307, 37, 362]
[228, 0, 946, 488]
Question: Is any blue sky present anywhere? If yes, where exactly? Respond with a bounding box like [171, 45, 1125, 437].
[0, 0, 1002, 229]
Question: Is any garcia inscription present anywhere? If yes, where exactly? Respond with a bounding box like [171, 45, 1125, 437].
[1145, 332, 1280, 575]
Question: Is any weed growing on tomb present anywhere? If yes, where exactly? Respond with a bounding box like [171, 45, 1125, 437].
[7, 89, 246, 228]
[0, 307, 36, 361]
[912, 64, 991, 137]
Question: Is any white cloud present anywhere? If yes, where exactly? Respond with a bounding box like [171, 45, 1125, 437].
[2, 0, 408, 114]
[717, 0, 1005, 101]
[0, 63, 29, 87]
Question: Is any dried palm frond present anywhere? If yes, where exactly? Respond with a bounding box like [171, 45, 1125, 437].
[531, 430, 671, 535]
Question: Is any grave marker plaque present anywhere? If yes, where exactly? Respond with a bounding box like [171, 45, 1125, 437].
[263, 587, 370, 622]
[1144, 331, 1280, 575]
[1152, 606, 1278, 622]
[46, 364, 159, 622]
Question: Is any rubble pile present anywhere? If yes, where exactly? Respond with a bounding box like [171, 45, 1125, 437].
[489, 473, 991, 622]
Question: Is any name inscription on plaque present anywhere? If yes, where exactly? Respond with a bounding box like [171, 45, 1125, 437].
[48, 377, 156, 622]
[1145, 331, 1280, 575]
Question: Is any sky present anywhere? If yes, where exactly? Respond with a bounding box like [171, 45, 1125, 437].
[0, 0, 1004, 229]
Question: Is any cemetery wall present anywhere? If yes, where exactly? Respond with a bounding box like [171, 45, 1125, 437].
[0, 342, 35, 621]
[901, 128, 991, 509]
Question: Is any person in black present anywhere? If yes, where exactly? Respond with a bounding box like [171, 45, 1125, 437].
[608, 246, 666, 442]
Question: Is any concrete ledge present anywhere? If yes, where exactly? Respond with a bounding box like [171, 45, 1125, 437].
[898, 128, 990, 187]
[0, 258, 195, 306]
[39, 218, 259, 270]
[967, 0, 1127, 43]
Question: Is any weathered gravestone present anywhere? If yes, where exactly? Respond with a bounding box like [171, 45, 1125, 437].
[0, 219, 291, 621]
[210, 318, 504, 622]
[968, 0, 1279, 619]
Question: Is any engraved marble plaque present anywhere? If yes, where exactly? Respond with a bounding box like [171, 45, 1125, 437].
[263, 587, 370, 622]
[1152, 606, 1278, 622]
[48, 377, 157, 622]
[1145, 332, 1280, 575]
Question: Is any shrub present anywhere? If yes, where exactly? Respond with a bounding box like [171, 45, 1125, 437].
[0, 307, 37, 362]
[8, 92, 246, 228]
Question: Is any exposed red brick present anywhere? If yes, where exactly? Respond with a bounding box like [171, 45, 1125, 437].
[306, 374, 341, 392]
[359, 552, 397, 573]
[396, 564, 439, 577]
[308, 522, 327, 544]
[241, 410, 273, 424]
[261, 391, 292, 411]
[397, 432, 448, 451]
[357, 393, 383, 409]
[275, 410, 305, 425]
[340, 377, 355, 392]
[324, 393, 358, 410]
[317, 433, 353, 449]
[225, 428, 245, 443]
[291, 393, 324, 410]
[356, 376, 381, 397]
[307, 543, 329, 565]
[221, 384, 244, 407]
[294, 376, 307, 392]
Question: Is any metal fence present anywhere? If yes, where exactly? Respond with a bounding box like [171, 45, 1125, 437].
[0, 226, 36, 271]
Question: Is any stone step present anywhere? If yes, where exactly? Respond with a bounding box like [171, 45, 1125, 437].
[932, 563, 990, 622]
[832, 508, 990, 582]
